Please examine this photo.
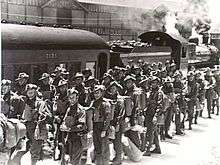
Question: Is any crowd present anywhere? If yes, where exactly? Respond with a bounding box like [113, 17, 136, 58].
[1, 59, 220, 165]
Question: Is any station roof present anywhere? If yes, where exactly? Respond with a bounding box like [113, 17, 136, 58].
[2, 23, 109, 50]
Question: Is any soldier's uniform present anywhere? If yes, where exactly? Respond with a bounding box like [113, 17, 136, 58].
[204, 69, 215, 118]
[22, 84, 51, 165]
[1, 80, 25, 119]
[91, 85, 111, 165]
[105, 81, 125, 165]
[123, 75, 141, 149]
[60, 88, 92, 165]
[13, 73, 29, 96]
[186, 72, 198, 130]
[144, 76, 163, 156]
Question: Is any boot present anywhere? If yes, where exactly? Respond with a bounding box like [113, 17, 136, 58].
[175, 130, 184, 135]
[189, 120, 192, 130]
[165, 131, 172, 139]
[151, 147, 161, 154]
[143, 149, 151, 156]
[199, 110, 203, 117]
[111, 157, 122, 165]
[194, 111, 199, 124]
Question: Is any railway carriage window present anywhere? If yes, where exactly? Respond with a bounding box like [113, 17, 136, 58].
[57, 8, 71, 25]
[182, 47, 187, 58]
[86, 62, 96, 77]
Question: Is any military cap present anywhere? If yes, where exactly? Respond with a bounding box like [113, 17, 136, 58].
[124, 75, 136, 82]
[128, 59, 133, 63]
[137, 59, 143, 63]
[15, 72, 29, 81]
[164, 77, 173, 83]
[103, 73, 114, 80]
[82, 68, 92, 75]
[170, 63, 176, 67]
[150, 76, 160, 83]
[1, 79, 12, 86]
[54, 66, 62, 72]
[139, 78, 149, 86]
[187, 71, 194, 77]
[173, 71, 181, 77]
[39, 73, 50, 80]
[25, 84, 38, 91]
[107, 81, 123, 90]
[74, 72, 84, 79]
[113, 66, 121, 70]
[62, 71, 69, 75]
[133, 65, 141, 70]
[165, 60, 170, 65]
[57, 79, 68, 87]
[93, 85, 105, 92]
[67, 88, 79, 96]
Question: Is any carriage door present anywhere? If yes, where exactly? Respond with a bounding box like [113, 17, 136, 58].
[97, 53, 108, 79]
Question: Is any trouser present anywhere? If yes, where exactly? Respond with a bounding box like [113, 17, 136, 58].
[212, 98, 219, 114]
[66, 134, 83, 165]
[187, 99, 195, 129]
[93, 122, 110, 165]
[144, 115, 160, 151]
[207, 98, 213, 117]
[26, 122, 44, 165]
[113, 130, 123, 162]
[124, 130, 140, 149]
[164, 106, 173, 135]
[175, 112, 181, 133]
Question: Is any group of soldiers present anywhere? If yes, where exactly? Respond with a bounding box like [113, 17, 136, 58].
[1, 59, 220, 165]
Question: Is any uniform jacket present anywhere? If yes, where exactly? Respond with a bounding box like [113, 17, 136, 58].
[186, 80, 198, 100]
[91, 97, 111, 131]
[22, 97, 51, 141]
[1, 91, 25, 118]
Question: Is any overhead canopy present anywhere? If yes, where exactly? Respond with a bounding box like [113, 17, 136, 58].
[2, 23, 109, 50]
[138, 31, 188, 46]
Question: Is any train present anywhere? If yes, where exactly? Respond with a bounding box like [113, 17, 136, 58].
[2, 23, 219, 83]
[1, 23, 111, 83]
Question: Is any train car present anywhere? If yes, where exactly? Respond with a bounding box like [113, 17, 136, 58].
[1, 23, 110, 83]
[118, 31, 190, 73]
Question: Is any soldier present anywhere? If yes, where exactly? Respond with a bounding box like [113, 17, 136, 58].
[73, 73, 87, 106]
[133, 65, 146, 85]
[101, 73, 114, 88]
[195, 70, 206, 119]
[173, 72, 186, 135]
[123, 75, 141, 149]
[204, 68, 216, 118]
[142, 62, 152, 77]
[1, 79, 25, 119]
[105, 81, 125, 165]
[82, 68, 92, 81]
[54, 79, 69, 160]
[60, 88, 93, 165]
[161, 77, 175, 139]
[22, 84, 51, 165]
[143, 76, 163, 156]
[90, 85, 111, 165]
[212, 68, 220, 115]
[14, 72, 29, 96]
[186, 71, 198, 130]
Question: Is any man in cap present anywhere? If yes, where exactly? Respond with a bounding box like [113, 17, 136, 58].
[133, 65, 146, 85]
[54, 79, 69, 160]
[142, 62, 152, 77]
[213, 68, 220, 115]
[14, 72, 29, 96]
[82, 68, 92, 81]
[38, 73, 55, 101]
[1, 79, 25, 118]
[73, 72, 87, 106]
[105, 81, 125, 165]
[186, 71, 198, 130]
[143, 76, 163, 156]
[60, 88, 93, 165]
[173, 71, 186, 134]
[204, 68, 215, 118]
[22, 84, 51, 165]
[123, 75, 141, 149]
[195, 70, 206, 119]
[161, 77, 175, 139]
[101, 73, 114, 89]
[52, 66, 63, 87]
[90, 85, 111, 165]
